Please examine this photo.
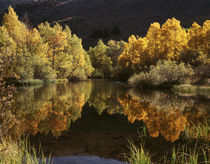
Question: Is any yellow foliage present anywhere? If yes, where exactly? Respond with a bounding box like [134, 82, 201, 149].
[146, 22, 161, 62]
[187, 22, 205, 53]
[202, 20, 210, 56]
[160, 18, 188, 60]
[118, 35, 148, 70]
[2, 6, 28, 46]
[118, 18, 209, 73]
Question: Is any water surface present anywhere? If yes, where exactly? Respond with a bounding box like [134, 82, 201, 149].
[3, 79, 209, 162]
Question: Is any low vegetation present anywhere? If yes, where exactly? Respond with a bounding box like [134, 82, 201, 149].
[127, 141, 151, 164]
[127, 121, 209, 164]
[183, 121, 209, 141]
[0, 138, 52, 164]
[128, 60, 194, 88]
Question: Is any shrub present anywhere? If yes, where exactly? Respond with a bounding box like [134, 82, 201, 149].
[128, 60, 194, 88]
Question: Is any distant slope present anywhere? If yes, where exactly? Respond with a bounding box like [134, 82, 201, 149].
[0, 0, 210, 48]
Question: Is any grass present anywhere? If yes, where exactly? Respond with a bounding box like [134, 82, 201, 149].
[127, 122, 209, 164]
[13, 79, 44, 86]
[127, 141, 151, 164]
[163, 144, 210, 164]
[183, 122, 209, 141]
[128, 142, 209, 164]
[91, 70, 104, 78]
[173, 84, 210, 95]
[9, 79, 56, 86]
[0, 138, 52, 164]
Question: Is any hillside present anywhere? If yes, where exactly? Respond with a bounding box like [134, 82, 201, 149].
[0, 0, 210, 48]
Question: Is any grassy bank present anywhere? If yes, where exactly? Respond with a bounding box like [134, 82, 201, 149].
[0, 138, 52, 164]
[9, 79, 56, 86]
[56, 78, 68, 84]
[173, 84, 210, 95]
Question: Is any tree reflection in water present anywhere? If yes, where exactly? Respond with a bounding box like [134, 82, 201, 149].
[2, 81, 92, 139]
[118, 90, 209, 142]
[1, 79, 209, 143]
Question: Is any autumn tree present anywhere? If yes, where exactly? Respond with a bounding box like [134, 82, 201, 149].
[65, 31, 93, 80]
[1, 7, 56, 80]
[2, 6, 34, 79]
[0, 26, 16, 79]
[118, 35, 148, 78]
[203, 20, 210, 58]
[182, 20, 210, 66]
[145, 22, 161, 64]
[38, 22, 67, 70]
[2, 6, 27, 45]
[187, 22, 205, 54]
[159, 18, 188, 60]
[39, 23, 93, 80]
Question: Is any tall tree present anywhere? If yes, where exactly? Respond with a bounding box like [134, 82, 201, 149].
[146, 22, 161, 64]
[118, 35, 148, 72]
[0, 26, 16, 78]
[159, 18, 188, 60]
[38, 22, 67, 70]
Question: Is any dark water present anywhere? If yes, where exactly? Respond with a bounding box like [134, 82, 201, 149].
[4, 79, 209, 163]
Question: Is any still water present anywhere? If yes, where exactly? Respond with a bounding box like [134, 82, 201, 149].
[4, 80, 210, 163]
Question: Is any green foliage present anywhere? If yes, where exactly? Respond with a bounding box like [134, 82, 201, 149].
[38, 23, 94, 80]
[107, 40, 125, 65]
[34, 56, 56, 80]
[89, 40, 113, 77]
[64, 32, 94, 80]
[128, 60, 194, 88]
[14, 52, 35, 79]
[88, 39, 125, 78]
[91, 69, 104, 78]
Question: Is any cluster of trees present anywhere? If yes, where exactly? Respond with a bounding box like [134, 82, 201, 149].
[88, 40, 126, 78]
[119, 18, 209, 76]
[0, 7, 209, 84]
[90, 18, 209, 81]
[0, 7, 94, 82]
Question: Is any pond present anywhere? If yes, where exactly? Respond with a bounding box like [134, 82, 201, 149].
[3, 79, 210, 163]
